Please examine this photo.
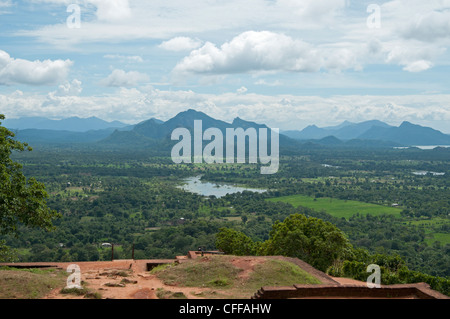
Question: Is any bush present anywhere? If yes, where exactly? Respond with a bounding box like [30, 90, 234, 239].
[215, 228, 260, 256]
[327, 258, 450, 296]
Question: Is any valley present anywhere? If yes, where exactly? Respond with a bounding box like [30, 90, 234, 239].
[1, 112, 449, 297]
[4, 141, 449, 280]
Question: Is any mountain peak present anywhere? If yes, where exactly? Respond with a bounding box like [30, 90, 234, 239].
[232, 116, 249, 124]
[184, 109, 205, 115]
[174, 109, 211, 119]
[400, 121, 415, 127]
[232, 117, 268, 129]
[232, 116, 243, 123]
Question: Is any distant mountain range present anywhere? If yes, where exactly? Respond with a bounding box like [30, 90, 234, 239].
[282, 120, 450, 146]
[3, 116, 130, 132]
[283, 120, 392, 140]
[102, 109, 293, 151]
[3, 111, 450, 148]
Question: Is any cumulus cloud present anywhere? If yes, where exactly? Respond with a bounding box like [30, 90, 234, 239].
[54, 79, 83, 96]
[89, 0, 131, 22]
[384, 43, 441, 73]
[159, 37, 203, 52]
[100, 69, 149, 87]
[3, 87, 450, 133]
[372, 0, 450, 72]
[171, 31, 367, 78]
[0, 50, 72, 85]
[16, 1, 449, 76]
[401, 11, 450, 42]
[173, 31, 327, 76]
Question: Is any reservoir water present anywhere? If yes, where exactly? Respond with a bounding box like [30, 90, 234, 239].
[178, 175, 267, 198]
[394, 145, 450, 150]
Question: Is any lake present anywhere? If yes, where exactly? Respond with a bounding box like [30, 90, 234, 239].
[394, 145, 450, 150]
[412, 171, 445, 176]
[414, 145, 450, 150]
[178, 175, 267, 198]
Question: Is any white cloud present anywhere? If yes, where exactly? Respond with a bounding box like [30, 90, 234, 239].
[100, 69, 149, 87]
[172, 31, 367, 78]
[0, 0, 12, 12]
[3, 87, 450, 133]
[3, 0, 450, 135]
[89, 0, 131, 22]
[15, 0, 450, 67]
[54, 79, 83, 96]
[276, 0, 347, 26]
[159, 37, 203, 52]
[402, 60, 434, 73]
[0, 50, 72, 85]
[15, 1, 449, 76]
[17, 0, 351, 46]
[254, 79, 283, 86]
[173, 31, 325, 76]
[237, 86, 248, 94]
[384, 43, 442, 72]
[401, 10, 450, 42]
[30, 0, 131, 21]
[373, 1, 450, 72]
[104, 54, 143, 63]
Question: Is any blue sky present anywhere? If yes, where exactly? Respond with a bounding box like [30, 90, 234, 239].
[1, 0, 450, 132]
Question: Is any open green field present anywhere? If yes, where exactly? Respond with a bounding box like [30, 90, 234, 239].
[406, 218, 450, 245]
[425, 233, 450, 246]
[267, 194, 403, 219]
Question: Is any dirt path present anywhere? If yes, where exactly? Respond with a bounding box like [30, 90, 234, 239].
[230, 257, 265, 280]
[43, 259, 213, 299]
[13, 255, 351, 300]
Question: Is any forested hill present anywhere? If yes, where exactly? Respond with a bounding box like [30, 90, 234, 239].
[6, 111, 450, 148]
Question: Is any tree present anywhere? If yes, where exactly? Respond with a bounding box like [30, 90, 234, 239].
[215, 228, 259, 256]
[0, 114, 60, 261]
[261, 214, 354, 272]
[215, 214, 355, 272]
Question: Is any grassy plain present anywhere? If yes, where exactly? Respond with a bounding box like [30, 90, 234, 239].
[267, 194, 403, 219]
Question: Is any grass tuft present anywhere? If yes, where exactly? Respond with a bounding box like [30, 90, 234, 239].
[0, 268, 67, 299]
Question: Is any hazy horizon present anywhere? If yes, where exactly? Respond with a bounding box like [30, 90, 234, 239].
[3, 111, 450, 135]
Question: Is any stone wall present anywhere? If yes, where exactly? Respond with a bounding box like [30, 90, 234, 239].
[253, 282, 449, 299]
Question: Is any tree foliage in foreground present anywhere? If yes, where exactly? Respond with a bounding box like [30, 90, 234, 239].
[0, 115, 60, 261]
[216, 213, 354, 272]
[215, 228, 260, 257]
[328, 253, 450, 296]
[216, 213, 450, 296]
